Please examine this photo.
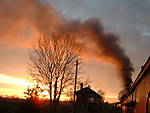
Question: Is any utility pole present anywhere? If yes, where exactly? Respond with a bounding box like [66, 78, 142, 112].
[73, 59, 78, 113]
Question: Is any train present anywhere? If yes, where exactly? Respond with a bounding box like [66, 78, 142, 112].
[121, 57, 150, 113]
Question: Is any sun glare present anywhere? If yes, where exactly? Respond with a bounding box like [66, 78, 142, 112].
[0, 73, 71, 101]
[0, 73, 32, 98]
[0, 73, 30, 87]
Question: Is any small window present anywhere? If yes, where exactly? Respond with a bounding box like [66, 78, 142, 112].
[88, 97, 94, 103]
[146, 92, 150, 113]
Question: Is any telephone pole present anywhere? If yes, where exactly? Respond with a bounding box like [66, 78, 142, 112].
[73, 59, 78, 113]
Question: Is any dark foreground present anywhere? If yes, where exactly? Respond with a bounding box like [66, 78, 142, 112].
[0, 97, 121, 113]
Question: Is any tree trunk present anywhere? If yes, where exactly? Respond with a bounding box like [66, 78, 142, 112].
[49, 82, 53, 113]
[52, 77, 58, 113]
[49, 83, 52, 103]
[52, 100, 59, 113]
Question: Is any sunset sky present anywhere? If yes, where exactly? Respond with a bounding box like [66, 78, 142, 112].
[0, 0, 150, 102]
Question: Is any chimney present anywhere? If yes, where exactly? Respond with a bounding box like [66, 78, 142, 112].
[88, 84, 91, 88]
[80, 83, 83, 90]
[141, 66, 144, 70]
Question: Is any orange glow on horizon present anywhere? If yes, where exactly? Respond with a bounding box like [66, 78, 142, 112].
[0, 73, 118, 102]
[0, 73, 32, 98]
[0, 73, 70, 101]
[0, 73, 31, 87]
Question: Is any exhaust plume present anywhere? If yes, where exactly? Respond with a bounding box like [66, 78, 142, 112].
[0, 0, 134, 91]
[83, 19, 134, 91]
[61, 18, 134, 91]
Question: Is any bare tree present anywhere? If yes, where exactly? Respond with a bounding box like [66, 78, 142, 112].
[64, 77, 82, 101]
[24, 84, 45, 100]
[28, 30, 81, 112]
[97, 89, 105, 101]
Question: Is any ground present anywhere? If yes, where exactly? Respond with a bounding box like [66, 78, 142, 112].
[0, 96, 121, 113]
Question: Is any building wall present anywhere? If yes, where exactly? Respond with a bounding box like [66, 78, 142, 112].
[122, 67, 150, 113]
[135, 69, 150, 113]
[122, 94, 133, 113]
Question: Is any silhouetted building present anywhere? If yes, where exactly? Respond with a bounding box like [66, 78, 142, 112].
[121, 56, 150, 113]
[75, 83, 103, 112]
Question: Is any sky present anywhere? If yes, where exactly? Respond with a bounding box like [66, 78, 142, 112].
[0, 0, 150, 102]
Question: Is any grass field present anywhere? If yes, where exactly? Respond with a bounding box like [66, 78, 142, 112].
[0, 96, 121, 113]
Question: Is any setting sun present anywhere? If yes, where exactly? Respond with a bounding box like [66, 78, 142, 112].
[0, 73, 31, 98]
[0, 73, 73, 101]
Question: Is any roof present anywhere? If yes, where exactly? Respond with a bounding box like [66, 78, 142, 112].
[75, 87, 100, 97]
[123, 56, 150, 100]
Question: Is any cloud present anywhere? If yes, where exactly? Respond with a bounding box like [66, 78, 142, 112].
[0, 73, 31, 87]
[0, 83, 24, 89]
[0, 0, 61, 48]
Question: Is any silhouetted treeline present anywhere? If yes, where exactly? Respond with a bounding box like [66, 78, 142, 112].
[0, 96, 121, 113]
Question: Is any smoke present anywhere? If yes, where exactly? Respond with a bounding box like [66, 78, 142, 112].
[83, 19, 134, 91]
[61, 18, 134, 91]
[0, 0, 134, 91]
[0, 0, 61, 47]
